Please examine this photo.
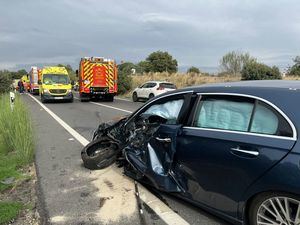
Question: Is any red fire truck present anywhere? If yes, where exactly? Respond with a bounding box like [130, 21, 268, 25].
[29, 66, 41, 94]
[77, 57, 118, 102]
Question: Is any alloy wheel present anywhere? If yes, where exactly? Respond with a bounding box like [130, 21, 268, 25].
[257, 197, 300, 225]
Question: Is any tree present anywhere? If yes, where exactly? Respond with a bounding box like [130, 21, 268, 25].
[118, 62, 136, 74]
[0, 71, 12, 93]
[145, 51, 178, 73]
[117, 62, 133, 95]
[241, 62, 281, 80]
[220, 51, 256, 76]
[187, 66, 200, 74]
[10, 69, 28, 79]
[287, 56, 300, 76]
[136, 61, 151, 73]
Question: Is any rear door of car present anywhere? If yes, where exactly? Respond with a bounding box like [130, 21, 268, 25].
[175, 93, 296, 218]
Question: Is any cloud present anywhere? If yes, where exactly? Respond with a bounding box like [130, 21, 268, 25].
[0, 0, 299, 71]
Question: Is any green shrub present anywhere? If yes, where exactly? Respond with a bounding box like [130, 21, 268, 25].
[117, 63, 133, 95]
[241, 62, 282, 80]
[0, 71, 12, 93]
[187, 66, 201, 74]
[288, 56, 300, 76]
[0, 94, 34, 164]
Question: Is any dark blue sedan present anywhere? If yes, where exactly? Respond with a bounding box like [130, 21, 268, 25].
[82, 80, 300, 225]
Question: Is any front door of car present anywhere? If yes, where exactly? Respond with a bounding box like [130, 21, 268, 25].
[124, 92, 193, 192]
[137, 83, 147, 98]
[175, 94, 296, 218]
[143, 82, 155, 98]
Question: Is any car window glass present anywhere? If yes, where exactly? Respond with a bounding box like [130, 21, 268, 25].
[144, 83, 156, 88]
[160, 83, 176, 89]
[250, 103, 278, 135]
[249, 101, 293, 137]
[194, 98, 254, 132]
[141, 83, 148, 88]
[142, 99, 184, 124]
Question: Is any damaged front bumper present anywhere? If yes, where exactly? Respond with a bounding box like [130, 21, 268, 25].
[81, 115, 185, 193]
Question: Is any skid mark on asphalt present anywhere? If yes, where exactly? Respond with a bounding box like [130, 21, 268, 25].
[27, 94, 190, 225]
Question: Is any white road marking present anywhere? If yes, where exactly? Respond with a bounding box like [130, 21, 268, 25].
[115, 97, 132, 102]
[138, 184, 190, 225]
[27, 94, 89, 146]
[74, 97, 133, 114]
[27, 94, 189, 225]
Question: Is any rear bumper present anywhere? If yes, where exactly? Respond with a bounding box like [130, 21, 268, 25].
[43, 92, 73, 100]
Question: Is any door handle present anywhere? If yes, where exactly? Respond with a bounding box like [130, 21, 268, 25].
[230, 147, 259, 156]
[155, 137, 172, 143]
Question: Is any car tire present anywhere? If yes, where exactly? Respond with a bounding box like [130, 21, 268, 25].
[132, 92, 138, 102]
[80, 97, 89, 102]
[106, 95, 114, 102]
[69, 97, 74, 103]
[149, 93, 155, 99]
[248, 192, 300, 225]
[81, 138, 119, 170]
[41, 94, 46, 103]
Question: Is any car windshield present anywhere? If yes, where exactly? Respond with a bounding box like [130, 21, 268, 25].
[43, 74, 69, 85]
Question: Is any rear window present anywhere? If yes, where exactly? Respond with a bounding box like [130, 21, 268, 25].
[160, 83, 176, 89]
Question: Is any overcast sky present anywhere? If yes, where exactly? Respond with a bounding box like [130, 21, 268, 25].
[0, 0, 299, 72]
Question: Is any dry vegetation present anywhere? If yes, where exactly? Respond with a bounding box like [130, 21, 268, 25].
[121, 72, 300, 98]
[121, 72, 240, 98]
[132, 72, 241, 89]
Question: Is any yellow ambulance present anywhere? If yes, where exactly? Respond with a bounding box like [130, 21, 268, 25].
[39, 67, 73, 103]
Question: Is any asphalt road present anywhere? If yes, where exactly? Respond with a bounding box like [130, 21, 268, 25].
[23, 93, 231, 225]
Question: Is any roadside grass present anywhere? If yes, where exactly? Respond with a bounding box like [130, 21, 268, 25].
[0, 202, 23, 225]
[0, 93, 35, 224]
[0, 94, 34, 164]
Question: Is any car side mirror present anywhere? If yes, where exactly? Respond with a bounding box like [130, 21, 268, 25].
[75, 70, 79, 77]
[71, 80, 75, 85]
[38, 80, 42, 85]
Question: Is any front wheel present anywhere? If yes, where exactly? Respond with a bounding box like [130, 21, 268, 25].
[248, 193, 300, 225]
[106, 95, 114, 102]
[149, 93, 155, 99]
[41, 94, 46, 103]
[132, 92, 138, 102]
[81, 138, 120, 170]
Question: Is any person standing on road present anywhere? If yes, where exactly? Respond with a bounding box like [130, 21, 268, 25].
[18, 79, 24, 93]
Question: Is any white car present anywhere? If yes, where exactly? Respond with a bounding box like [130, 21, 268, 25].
[132, 81, 177, 102]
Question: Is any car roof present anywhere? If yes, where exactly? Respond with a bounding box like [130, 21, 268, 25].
[154, 80, 300, 129]
[144, 81, 173, 84]
[187, 80, 300, 90]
